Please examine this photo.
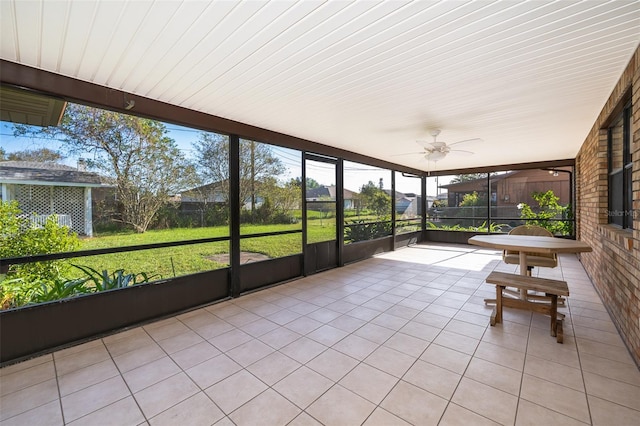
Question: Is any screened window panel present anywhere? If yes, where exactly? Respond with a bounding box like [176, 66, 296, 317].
[609, 172, 624, 227]
[607, 103, 631, 229]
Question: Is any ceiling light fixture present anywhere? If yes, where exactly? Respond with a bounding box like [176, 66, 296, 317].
[426, 151, 446, 162]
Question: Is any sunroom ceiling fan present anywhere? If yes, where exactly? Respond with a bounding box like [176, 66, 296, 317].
[415, 129, 482, 162]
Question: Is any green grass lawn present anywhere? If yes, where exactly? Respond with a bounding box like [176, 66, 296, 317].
[73, 221, 340, 279]
[70, 211, 418, 279]
[63, 204, 377, 280]
[76, 224, 298, 278]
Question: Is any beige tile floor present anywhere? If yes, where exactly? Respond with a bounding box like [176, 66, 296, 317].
[1, 243, 640, 426]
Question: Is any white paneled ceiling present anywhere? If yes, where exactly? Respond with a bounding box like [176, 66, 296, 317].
[2, 0, 639, 172]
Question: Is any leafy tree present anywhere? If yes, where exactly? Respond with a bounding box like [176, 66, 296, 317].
[370, 191, 392, 217]
[193, 134, 285, 209]
[261, 177, 301, 219]
[305, 177, 320, 189]
[450, 173, 486, 184]
[14, 104, 197, 233]
[431, 199, 447, 208]
[0, 147, 5, 160]
[4, 148, 65, 162]
[518, 190, 571, 235]
[238, 177, 301, 224]
[192, 133, 230, 205]
[459, 191, 479, 207]
[291, 177, 320, 190]
[359, 181, 391, 217]
[459, 191, 488, 207]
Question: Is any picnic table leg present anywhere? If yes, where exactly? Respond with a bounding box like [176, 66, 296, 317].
[556, 319, 564, 344]
[519, 251, 529, 299]
[549, 293, 558, 337]
[495, 285, 503, 324]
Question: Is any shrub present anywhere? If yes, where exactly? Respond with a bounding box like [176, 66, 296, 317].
[0, 201, 26, 258]
[71, 264, 160, 291]
[0, 264, 160, 309]
[150, 203, 230, 229]
[240, 199, 296, 225]
[517, 190, 572, 235]
[1, 201, 80, 307]
[425, 221, 504, 233]
[0, 275, 45, 309]
[0, 201, 80, 281]
[345, 219, 392, 243]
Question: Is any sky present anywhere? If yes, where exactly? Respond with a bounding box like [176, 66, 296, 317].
[1, 119, 447, 196]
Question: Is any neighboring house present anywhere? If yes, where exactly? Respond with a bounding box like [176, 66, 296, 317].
[439, 169, 571, 210]
[306, 185, 358, 210]
[180, 181, 264, 211]
[383, 189, 423, 218]
[180, 182, 228, 204]
[0, 161, 112, 236]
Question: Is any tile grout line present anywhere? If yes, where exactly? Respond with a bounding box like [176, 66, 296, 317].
[433, 264, 513, 426]
[247, 268, 403, 425]
[276, 273, 417, 423]
[237, 264, 458, 425]
[181, 276, 384, 423]
[518, 258, 597, 425]
[317, 264, 451, 425]
[0, 358, 55, 423]
[101, 333, 151, 426]
[53, 356, 66, 426]
[567, 283, 595, 425]
[7, 247, 636, 425]
[169, 314, 231, 424]
[513, 300, 534, 425]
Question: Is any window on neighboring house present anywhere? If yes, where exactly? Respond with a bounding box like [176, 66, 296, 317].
[608, 101, 632, 229]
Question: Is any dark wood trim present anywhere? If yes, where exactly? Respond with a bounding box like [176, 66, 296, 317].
[424, 230, 487, 244]
[302, 153, 308, 275]
[343, 237, 394, 264]
[229, 135, 241, 298]
[304, 240, 339, 275]
[421, 175, 427, 239]
[239, 255, 303, 293]
[395, 231, 421, 249]
[0, 268, 229, 364]
[336, 158, 344, 267]
[424, 158, 576, 176]
[601, 88, 632, 129]
[0, 60, 425, 176]
[391, 172, 397, 249]
[0, 60, 579, 181]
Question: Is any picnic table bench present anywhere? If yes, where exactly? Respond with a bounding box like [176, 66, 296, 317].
[485, 271, 569, 343]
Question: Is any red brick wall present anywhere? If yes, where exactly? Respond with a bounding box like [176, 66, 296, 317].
[576, 45, 640, 365]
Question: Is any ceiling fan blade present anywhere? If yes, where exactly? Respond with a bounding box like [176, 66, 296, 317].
[416, 140, 433, 149]
[448, 138, 483, 147]
[390, 151, 426, 157]
[449, 149, 475, 155]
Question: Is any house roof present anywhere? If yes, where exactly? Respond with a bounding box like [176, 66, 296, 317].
[0, 161, 112, 187]
[383, 189, 419, 201]
[306, 185, 358, 200]
[439, 172, 514, 191]
[440, 167, 569, 192]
